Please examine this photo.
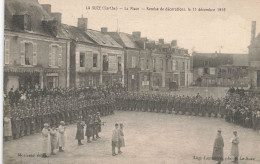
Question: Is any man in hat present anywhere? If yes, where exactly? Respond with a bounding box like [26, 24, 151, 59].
[212, 129, 224, 164]
[57, 121, 66, 152]
[76, 116, 84, 146]
[112, 123, 119, 156]
[42, 123, 50, 158]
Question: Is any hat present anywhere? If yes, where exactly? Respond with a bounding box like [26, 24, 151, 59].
[233, 130, 237, 133]
[120, 123, 124, 127]
[60, 121, 65, 125]
[44, 123, 49, 127]
[217, 129, 221, 132]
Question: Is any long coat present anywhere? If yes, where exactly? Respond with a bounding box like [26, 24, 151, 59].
[42, 128, 51, 154]
[57, 125, 65, 147]
[4, 117, 12, 137]
[212, 135, 224, 161]
[50, 129, 58, 150]
[231, 136, 239, 157]
[85, 117, 93, 137]
[76, 122, 84, 140]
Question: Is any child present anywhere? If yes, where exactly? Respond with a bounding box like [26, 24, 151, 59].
[118, 123, 125, 154]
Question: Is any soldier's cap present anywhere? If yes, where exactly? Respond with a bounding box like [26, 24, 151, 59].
[218, 129, 221, 132]
[233, 130, 237, 133]
[44, 123, 49, 127]
[115, 123, 119, 126]
[60, 121, 65, 125]
[120, 123, 124, 127]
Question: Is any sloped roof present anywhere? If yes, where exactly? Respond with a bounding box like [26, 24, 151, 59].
[59, 24, 94, 44]
[5, 0, 52, 36]
[119, 32, 139, 49]
[86, 30, 122, 48]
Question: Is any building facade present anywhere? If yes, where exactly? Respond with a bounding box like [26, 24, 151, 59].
[192, 52, 248, 87]
[248, 21, 260, 90]
[4, 0, 69, 93]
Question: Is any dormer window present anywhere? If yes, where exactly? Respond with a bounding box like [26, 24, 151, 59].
[13, 13, 32, 31]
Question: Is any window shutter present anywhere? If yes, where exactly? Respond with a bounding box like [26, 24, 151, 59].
[33, 43, 37, 65]
[4, 40, 10, 65]
[58, 46, 62, 66]
[49, 45, 52, 66]
[20, 41, 25, 65]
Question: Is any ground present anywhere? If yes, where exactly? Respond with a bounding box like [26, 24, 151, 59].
[3, 110, 260, 164]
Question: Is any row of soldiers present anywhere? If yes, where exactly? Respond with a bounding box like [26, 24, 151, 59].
[115, 92, 260, 131]
[4, 87, 118, 141]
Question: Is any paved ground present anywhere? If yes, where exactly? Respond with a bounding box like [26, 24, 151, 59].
[3, 110, 260, 164]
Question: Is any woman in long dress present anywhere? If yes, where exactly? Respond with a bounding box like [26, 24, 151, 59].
[212, 130, 224, 164]
[231, 131, 239, 163]
[42, 123, 51, 157]
[57, 121, 66, 152]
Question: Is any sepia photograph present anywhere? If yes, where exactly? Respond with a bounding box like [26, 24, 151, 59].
[1, 0, 260, 163]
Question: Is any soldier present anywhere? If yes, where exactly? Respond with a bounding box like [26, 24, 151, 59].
[76, 116, 84, 146]
[85, 114, 94, 143]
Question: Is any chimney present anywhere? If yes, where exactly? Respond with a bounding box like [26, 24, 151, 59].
[41, 4, 51, 14]
[171, 40, 177, 46]
[101, 27, 108, 33]
[78, 17, 88, 32]
[51, 12, 62, 25]
[251, 21, 256, 43]
[159, 38, 164, 44]
[132, 31, 141, 39]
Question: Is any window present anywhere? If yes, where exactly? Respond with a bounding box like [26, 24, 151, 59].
[47, 76, 59, 89]
[176, 61, 178, 70]
[20, 41, 37, 66]
[187, 61, 189, 70]
[172, 60, 176, 71]
[103, 55, 108, 71]
[141, 59, 145, 70]
[4, 39, 10, 65]
[118, 56, 122, 72]
[80, 53, 85, 67]
[132, 56, 136, 68]
[153, 59, 156, 70]
[160, 59, 163, 71]
[25, 42, 33, 65]
[49, 44, 62, 67]
[182, 62, 185, 70]
[93, 53, 98, 67]
[146, 59, 149, 69]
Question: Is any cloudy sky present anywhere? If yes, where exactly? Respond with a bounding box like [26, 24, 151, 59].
[39, 0, 260, 54]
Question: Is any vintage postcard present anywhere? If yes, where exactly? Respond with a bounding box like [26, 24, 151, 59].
[2, 0, 260, 163]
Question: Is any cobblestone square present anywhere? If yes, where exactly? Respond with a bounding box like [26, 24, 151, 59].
[3, 111, 260, 164]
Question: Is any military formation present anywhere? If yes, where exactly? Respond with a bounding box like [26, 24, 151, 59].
[3, 85, 122, 141]
[116, 91, 260, 131]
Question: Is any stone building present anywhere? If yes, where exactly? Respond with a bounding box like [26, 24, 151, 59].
[4, 0, 69, 92]
[248, 21, 260, 90]
[108, 31, 153, 91]
[85, 26, 124, 86]
[193, 52, 248, 87]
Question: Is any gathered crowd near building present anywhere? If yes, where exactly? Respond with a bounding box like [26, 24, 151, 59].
[2, 0, 260, 162]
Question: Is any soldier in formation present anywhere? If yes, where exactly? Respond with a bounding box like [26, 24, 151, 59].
[116, 91, 260, 131]
[3, 85, 119, 141]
